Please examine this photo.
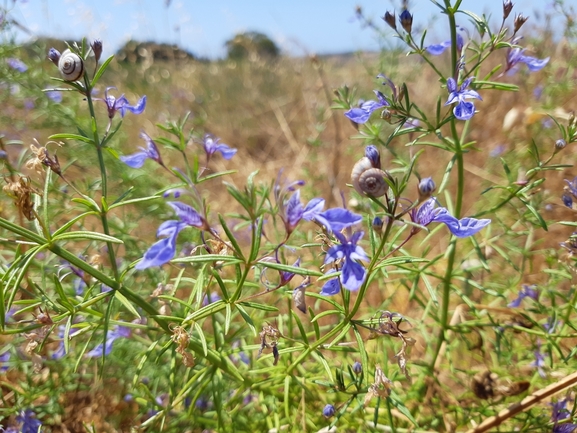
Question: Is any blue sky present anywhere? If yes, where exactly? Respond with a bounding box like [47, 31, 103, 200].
[10, 0, 553, 59]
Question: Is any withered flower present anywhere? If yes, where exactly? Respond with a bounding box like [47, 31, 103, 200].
[171, 325, 194, 367]
[3, 176, 41, 220]
[258, 323, 281, 365]
[364, 365, 393, 406]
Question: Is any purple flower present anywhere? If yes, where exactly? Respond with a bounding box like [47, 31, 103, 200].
[7, 58, 27, 72]
[551, 398, 571, 424]
[321, 231, 369, 294]
[345, 90, 389, 124]
[86, 325, 131, 358]
[0, 350, 10, 372]
[136, 202, 207, 270]
[530, 340, 546, 378]
[352, 361, 362, 374]
[15, 409, 43, 433]
[201, 134, 237, 160]
[445, 77, 482, 121]
[51, 326, 66, 359]
[553, 424, 577, 433]
[96, 87, 146, 119]
[202, 291, 221, 306]
[279, 258, 301, 287]
[508, 284, 538, 307]
[544, 317, 560, 334]
[506, 47, 549, 74]
[121, 131, 164, 168]
[322, 404, 336, 418]
[410, 198, 491, 238]
[282, 189, 362, 235]
[426, 31, 465, 56]
[45, 90, 63, 103]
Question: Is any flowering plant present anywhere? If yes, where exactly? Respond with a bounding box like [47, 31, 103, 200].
[1, 1, 576, 432]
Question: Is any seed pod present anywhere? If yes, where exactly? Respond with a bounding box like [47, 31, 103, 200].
[58, 49, 84, 81]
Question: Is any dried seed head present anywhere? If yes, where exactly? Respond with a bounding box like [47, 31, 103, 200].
[503, 0, 514, 19]
[382, 11, 396, 30]
[514, 13, 528, 33]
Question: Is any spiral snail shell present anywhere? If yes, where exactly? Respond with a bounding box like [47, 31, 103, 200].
[351, 146, 389, 197]
[58, 49, 84, 82]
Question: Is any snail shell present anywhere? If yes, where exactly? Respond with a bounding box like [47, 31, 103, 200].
[58, 49, 84, 81]
[351, 157, 389, 197]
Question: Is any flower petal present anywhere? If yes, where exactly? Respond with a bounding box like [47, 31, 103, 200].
[168, 201, 205, 227]
[315, 208, 362, 232]
[453, 100, 476, 120]
[135, 236, 177, 269]
[340, 260, 366, 291]
[345, 107, 371, 124]
[120, 151, 148, 168]
[320, 276, 341, 296]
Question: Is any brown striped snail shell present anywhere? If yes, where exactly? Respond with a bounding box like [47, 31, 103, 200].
[351, 156, 389, 197]
[58, 49, 84, 81]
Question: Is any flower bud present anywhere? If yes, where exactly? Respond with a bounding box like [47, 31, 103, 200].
[322, 404, 336, 418]
[91, 39, 103, 63]
[0, 150, 7, 159]
[353, 361, 363, 375]
[514, 13, 528, 33]
[503, 0, 514, 19]
[365, 145, 381, 169]
[382, 11, 396, 30]
[399, 9, 413, 33]
[555, 139, 567, 151]
[48, 48, 61, 65]
[372, 216, 383, 234]
[418, 177, 436, 201]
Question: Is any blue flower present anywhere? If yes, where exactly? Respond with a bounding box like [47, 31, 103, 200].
[506, 47, 549, 74]
[551, 398, 577, 433]
[321, 231, 369, 293]
[426, 32, 465, 56]
[201, 134, 237, 160]
[345, 90, 389, 124]
[202, 291, 221, 306]
[51, 326, 66, 359]
[120, 131, 164, 168]
[352, 361, 362, 375]
[410, 198, 491, 238]
[276, 173, 361, 236]
[508, 284, 538, 307]
[97, 87, 146, 119]
[530, 340, 546, 378]
[136, 202, 207, 270]
[445, 77, 482, 121]
[282, 189, 362, 235]
[15, 409, 43, 433]
[0, 350, 10, 372]
[45, 89, 62, 103]
[7, 58, 27, 72]
[86, 325, 131, 358]
[322, 404, 336, 418]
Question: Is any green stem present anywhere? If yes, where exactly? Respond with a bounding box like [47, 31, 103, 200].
[83, 74, 119, 281]
[430, 2, 464, 371]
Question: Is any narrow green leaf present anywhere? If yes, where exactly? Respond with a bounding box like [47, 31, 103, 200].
[92, 54, 114, 87]
[193, 322, 208, 356]
[53, 231, 124, 243]
[236, 304, 256, 335]
[114, 291, 141, 318]
[49, 133, 94, 145]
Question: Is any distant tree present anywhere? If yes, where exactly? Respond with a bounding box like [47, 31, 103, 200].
[225, 31, 280, 60]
